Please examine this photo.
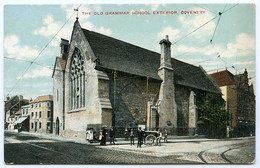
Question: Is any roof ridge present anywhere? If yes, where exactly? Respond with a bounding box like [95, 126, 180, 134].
[82, 28, 161, 56]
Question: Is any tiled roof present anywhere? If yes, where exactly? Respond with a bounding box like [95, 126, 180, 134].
[31, 95, 53, 103]
[15, 109, 21, 115]
[210, 70, 235, 86]
[82, 28, 220, 94]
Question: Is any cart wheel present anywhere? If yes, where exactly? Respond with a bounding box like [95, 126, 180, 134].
[145, 135, 156, 145]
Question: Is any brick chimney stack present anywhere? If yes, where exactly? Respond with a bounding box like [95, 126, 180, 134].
[158, 35, 177, 135]
[60, 38, 70, 60]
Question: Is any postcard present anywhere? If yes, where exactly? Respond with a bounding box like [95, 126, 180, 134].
[3, 2, 256, 166]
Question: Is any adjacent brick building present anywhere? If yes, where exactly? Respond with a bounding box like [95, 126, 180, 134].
[210, 69, 255, 137]
[52, 19, 221, 139]
[29, 95, 53, 134]
[4, 95, 29, 130]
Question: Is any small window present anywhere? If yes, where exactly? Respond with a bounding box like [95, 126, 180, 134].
[47, 102, 50, 107]
[26, 109, 28, 114]
[39, 111, 42, 118]
[35, 104, 38, 108]
[47, 122, 51, 130]
[31, 112, 34, 118]
[39, 103, 41, 107]
[35, 112, 37, 119]
[31, 104, 34, 108]
[39, 122, 42, 129]
[47, 111, 51, 118]
[31, 122, 34, 129]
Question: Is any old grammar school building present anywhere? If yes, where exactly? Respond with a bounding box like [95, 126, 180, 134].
[52, 18, 223, 139]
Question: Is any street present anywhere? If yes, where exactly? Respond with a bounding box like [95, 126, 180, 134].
[4, 131, 255, 164]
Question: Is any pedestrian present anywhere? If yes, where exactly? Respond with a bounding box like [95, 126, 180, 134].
[100, 128, 107, 145]
[99, 130, 103, 144]
[164, 129, 168, 142]
[110, 127, 115, 145]
[130, 128, 134, 145]
[124, 128, 128, 141]
[156, 129, 162, 146]
[137, 127, 143, 148]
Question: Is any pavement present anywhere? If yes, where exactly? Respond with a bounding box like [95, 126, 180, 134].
[4, 130, 255, 164]
[6, 130, 254, 145]
[6, 130, 220, 145]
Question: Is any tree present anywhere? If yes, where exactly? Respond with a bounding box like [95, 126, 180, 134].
[197, 93, 229, 138]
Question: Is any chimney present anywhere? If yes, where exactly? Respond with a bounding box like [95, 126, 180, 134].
[19, 95, 23, 100]
[60, 38, 70, 60]
[159, 35, 173, 70]
[157, 35, 177, 135]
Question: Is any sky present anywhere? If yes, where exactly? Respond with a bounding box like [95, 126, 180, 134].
[0, 1, 259, 168]
[3, 2, 256, 100]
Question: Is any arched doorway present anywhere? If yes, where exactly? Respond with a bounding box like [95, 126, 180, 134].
[56, 117, 60, 135]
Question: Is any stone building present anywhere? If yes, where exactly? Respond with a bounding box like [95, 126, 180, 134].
[52, 19, 221, 139]
[210, 69, 255, 137]
[4, 95, 29, 130]
[29, 95, 53, 133]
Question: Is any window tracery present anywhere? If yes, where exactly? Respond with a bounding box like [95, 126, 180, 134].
[70, 48, 85, 110]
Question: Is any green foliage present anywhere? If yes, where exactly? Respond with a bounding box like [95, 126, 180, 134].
[197, 93, 229, 132]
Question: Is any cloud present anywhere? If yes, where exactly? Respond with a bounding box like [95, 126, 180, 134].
[157, 26, 180, 41]
[33, 5, 112, 46]
[178, 7, 216, 41]
[23, 67, 53, 79]
[222, 33, 255, 58]
[81, 22, 112, 36]
[173, 43, 217, 58]
[4, 35, 39, 59]
[33, 15, 60, 37]
[234, 60, 255, 66]
[173, 33, 255, 60]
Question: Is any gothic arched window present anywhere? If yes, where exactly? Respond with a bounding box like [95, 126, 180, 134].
[70, 48, 85, 110]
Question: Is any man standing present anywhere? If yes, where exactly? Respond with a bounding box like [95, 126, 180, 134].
[164, 129, 168, 142]
[110, 127, 115, 145]
[124, 128, 128, 141]
[137, 127, 143, 148]
[130, 128, 134, 145]
[156, 129, 162, 146]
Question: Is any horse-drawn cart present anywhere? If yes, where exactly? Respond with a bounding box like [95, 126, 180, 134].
[144, 131, 159, 145]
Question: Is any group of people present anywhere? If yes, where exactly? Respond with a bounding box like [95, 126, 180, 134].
[99, 127, 168, 147]
[99, 127, 115, 145]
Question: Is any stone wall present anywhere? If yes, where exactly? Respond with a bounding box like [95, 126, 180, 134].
[107, 71, 161, 136]
[175, 85, 190, 135]
[53, 59, 65, 136]
[63, 21, 103, 139]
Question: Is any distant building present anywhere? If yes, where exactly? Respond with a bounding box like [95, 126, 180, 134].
[13, 104, 31, 132]
[210, 69, 255, 137]
[52, 19, 221, 139]
[29, 95, 53, 134]
[21, 104, 30, 117]
[4, 95, 29, 130]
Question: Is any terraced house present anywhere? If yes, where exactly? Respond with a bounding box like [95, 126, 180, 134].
[52, 19, 221, 139]
[29, 95, 53, 134]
